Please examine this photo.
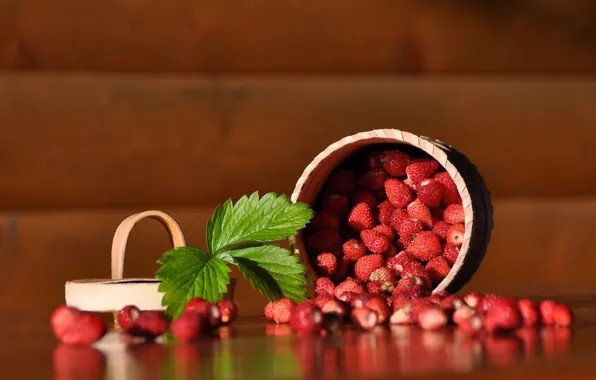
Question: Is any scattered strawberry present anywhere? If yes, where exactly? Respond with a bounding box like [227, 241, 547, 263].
[347, 202, 377, 232]
[360, 230, 390, 254]
[217, 300, 238, 325]
[368, 151, 382, 168]
[432, 221, 451, 241]
[315, 277, 335, 296]
[407, 199, 433, 227]
[553, 304, 573, 327]
[396, 218, 425, 247]
[426, 256, 451, 285]
[342, 239, 367, 262]
[442, 245, 460, 266]
[322, 194, 350, 217]
[406, 231, 442, 261]
[325, 169, 357, 195]
[354, 254, 385, 282]
[125, 311, 170, 339]
[171, 312, 205, 341]
[444, 204, 465, 225]
[59, 311, 107, 345]
[402, 261, 432, 289]
[417, 179, 444, 208]
[434, 172, 461, 206]
[440, 295, 464, 315]
[346, 292, 370, 309]
[264, 302, 275, 321]
[351, 189, 378, 209]
[433, 290, 450, 298]
[463, 292, 483, 309]
[484, 298, 522, 333]
[393, 274, 431, 299]
[517, 299, 539, 327]
[478, 294, 502, 313]
[389, 304, 415, 325]
[406, 159, 439, 183]
[539, 300, 557, 325]
[290, 302, 324, 335]
[389, 295, 409, 313]
[369, 267, 397, 293]
[372, 224, 395, 242]
[458, 315, 484, 335]
[51, 305, 81, 340]
[306, 229, 342, 254]
[418, 307, 448, 330]
[447, 224, 465, 247]
[427, 294, 444, 305]
[184, 297, 211, 314]
[357, 168, 388, 191]
[332, 256, 351, 283]
[384, 178, 414, 208]
[320, 299, 348, 320]
[272, 298, 297, 324]
[314, 295, 335, 309]
[364, 296, 391, 324]
[334, 278, 366, 300]
[316, 252, 338, 277]
[117, 305, 140, 330]
[366, 282, 382, 294]
[351, 308, 379, 330]
[380, 150, 410, 177]
[453, 305, 476, 326]
[308, 211, 341, 232]
[375, 201, 395, 225]
[386, 251, 416, 276]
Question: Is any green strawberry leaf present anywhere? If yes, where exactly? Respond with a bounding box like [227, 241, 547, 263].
[156, 247, 231, 318]
[207, 192, 313, 254]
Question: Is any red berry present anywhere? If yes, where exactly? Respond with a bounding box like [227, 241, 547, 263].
[50, 305, 81, 340]
[458, 316, 484, 335]
[60, 312, 107, 345]
[272, 298, 296, 324]
[384, 244, 398, 258]
[124, 311, 170, 339]
[553, 303, 573, 327]
[396, 218, 424, 247]
[171, 312, 204, 341]
[372, 224, 395, 242]
[366, 282, 382, 294]
[390, 208, 409, 229]
[432, 221, 451, 241]
[347, 202, 376, 232]
[325, 169, 356, 195]
[184, 297, 210, 314]
[322, 194, 350, 216]
[447, 224, 465, 247]
[384, 178, 414, 208]
[320, 299, 348, 320]
[389, 295, 409, 313]
[443, 245, 460, 266]
[453, 305, 476, 326]
[334, 278, 366, 301]
[416, 179, 444, 208]
[315, 277, 335, 296]
[393, 274, 431, 299]
[357, 168, 389, 191]
[306, 229, 342, 254]
[345, 292, 370, 309]
[351, 308, 379, 330]
[426, 256, 452, 285]
[386, 251, 416, 276]
[264, 302, 275, 320]
[316, 252, 338, 277]
[380, 150, 410, 177]
[368, 151, 382, 168]
[290, 302, 324, 335]
[407, 199, 433, 228]
[116, 305, 140, 330]
[360, 230, 390, 254]
[433, 290, 450, 298]
[389, 304, 415, 325]
[418, 307, 448, 330]
[433, 172, 461, 206]
[406, 231, 442, 261]
[314, 295, 335, 309]
[354, 254, 385, 282]
[342, 239, 366, 262]
[517, 299, 539, 327]
[484, 298, 522, 333]
[217, 300, 238, 325]
[331, 256, 351, 283]
[364, 296, 391, 324]
[444, 204, 465, 225]
[539, 300, 557, 325]
[463, 292, 483, 309]
[440, 295, 464, 314]
[351, 189, 378, 208]
[478, 294, 502, 313]
[375, 201, 395, 225]
[402, 261, 432, 289]
[308, 211, 340, 232]
[369, 267, 397, 293]
[406, 159, 439, 183]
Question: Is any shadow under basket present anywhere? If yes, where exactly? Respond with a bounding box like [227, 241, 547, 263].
[291, 129, 494, 294]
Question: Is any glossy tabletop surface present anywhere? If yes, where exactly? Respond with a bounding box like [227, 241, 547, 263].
[2, 295, 596, 380]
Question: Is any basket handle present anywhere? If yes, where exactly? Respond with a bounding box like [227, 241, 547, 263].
[111, 210, 186, 280]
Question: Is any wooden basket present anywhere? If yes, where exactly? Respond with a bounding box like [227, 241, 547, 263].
[291, 129, 493, 294]
[64, 210, 235, 315]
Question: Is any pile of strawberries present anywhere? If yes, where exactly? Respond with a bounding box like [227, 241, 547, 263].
[50, 298, 238, 345]
[265, 292, 573, 335]
[305, 148, 466, 299]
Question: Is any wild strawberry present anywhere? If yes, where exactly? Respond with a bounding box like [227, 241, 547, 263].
[364, 296, 391, 324]
[418, 307, 448, 330]
[346, 292, 369, 309]
[386, 251, 416, 276]
[171, 312, 205, 341]
[484, 298, 522, 333]
[351, 308, 379, 330]
[406, 231, 442, 261]
[517, 299, 539, 327]
[463, 292, 483, 309]
[393, 274, 431, 299]
[342, 239, 366, 262]
[217, 300, 238, 325]
[351, 189, 378, 208]
[375, 201, 395, 225]
[368, 151, 382, 168]
[367, 282, 382, 294]
[314, 295, 335, 309]
[51, 305, 81, 340]
[385, 244, 397, 258]
[427, 294, 444, 305]
[372, 224, 395, 242]
[539, 300, 557, 325]
[406, 159, 439, 183]
[384, 178, 414, 208]
[390, 304, 415, 325]
[184, 297, 211, 314]
[433, 172, 461, 206]
[125, 311, 170, 339]
[453, 305, 476, 325]
[58, 311, 107, 345]
[264, 302, 275, 320]
[325, 169, 356, 195]
[306, 229, 342, 254]
[117, 305, 140, 330]
[407, 199, 433, 228]
[272, 298, 296, 324]
[553, 304, 573, 327]
[433, 290, 450, 298]
[357, 168, 388, 191]
[396, 218, 425, 247]
[347, 202, 376, 232]
[432, 221, 451, 241]
[444, 204, 465, 225]
[402, 261, 432, 289]
[354, 254, 385, 282]
[416, 179, 444, 208]
[389, 295, 409, 313]
[478, 293, 502, 313]
[442, 245, 460, 266]
[320, 299, 348, 320]
[426, 256, 452, 285]
[290, 302, 324, 335]
[403, 178, 417, 190]
[361, 230, 390, 254]
[380, 150, 410, 177]
[315, 277, 335, 296]
[308, 211, 340, 232]
[198, 304, 223, 329]
[316, 252, 338, 276]
[332, 256, 351, 283]
[458, 316, 484, 335]
[447, 224, 465, 247]
[369, 267, 397, 292]
[334, 278, 366, 300]
[322, 194, 350, 217]
[440, 295, 464, 314]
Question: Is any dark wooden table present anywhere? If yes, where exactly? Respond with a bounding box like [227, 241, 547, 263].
[2, 295, 596, 380]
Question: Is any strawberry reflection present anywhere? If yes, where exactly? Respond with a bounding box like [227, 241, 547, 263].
[53, 344, 106, 380]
